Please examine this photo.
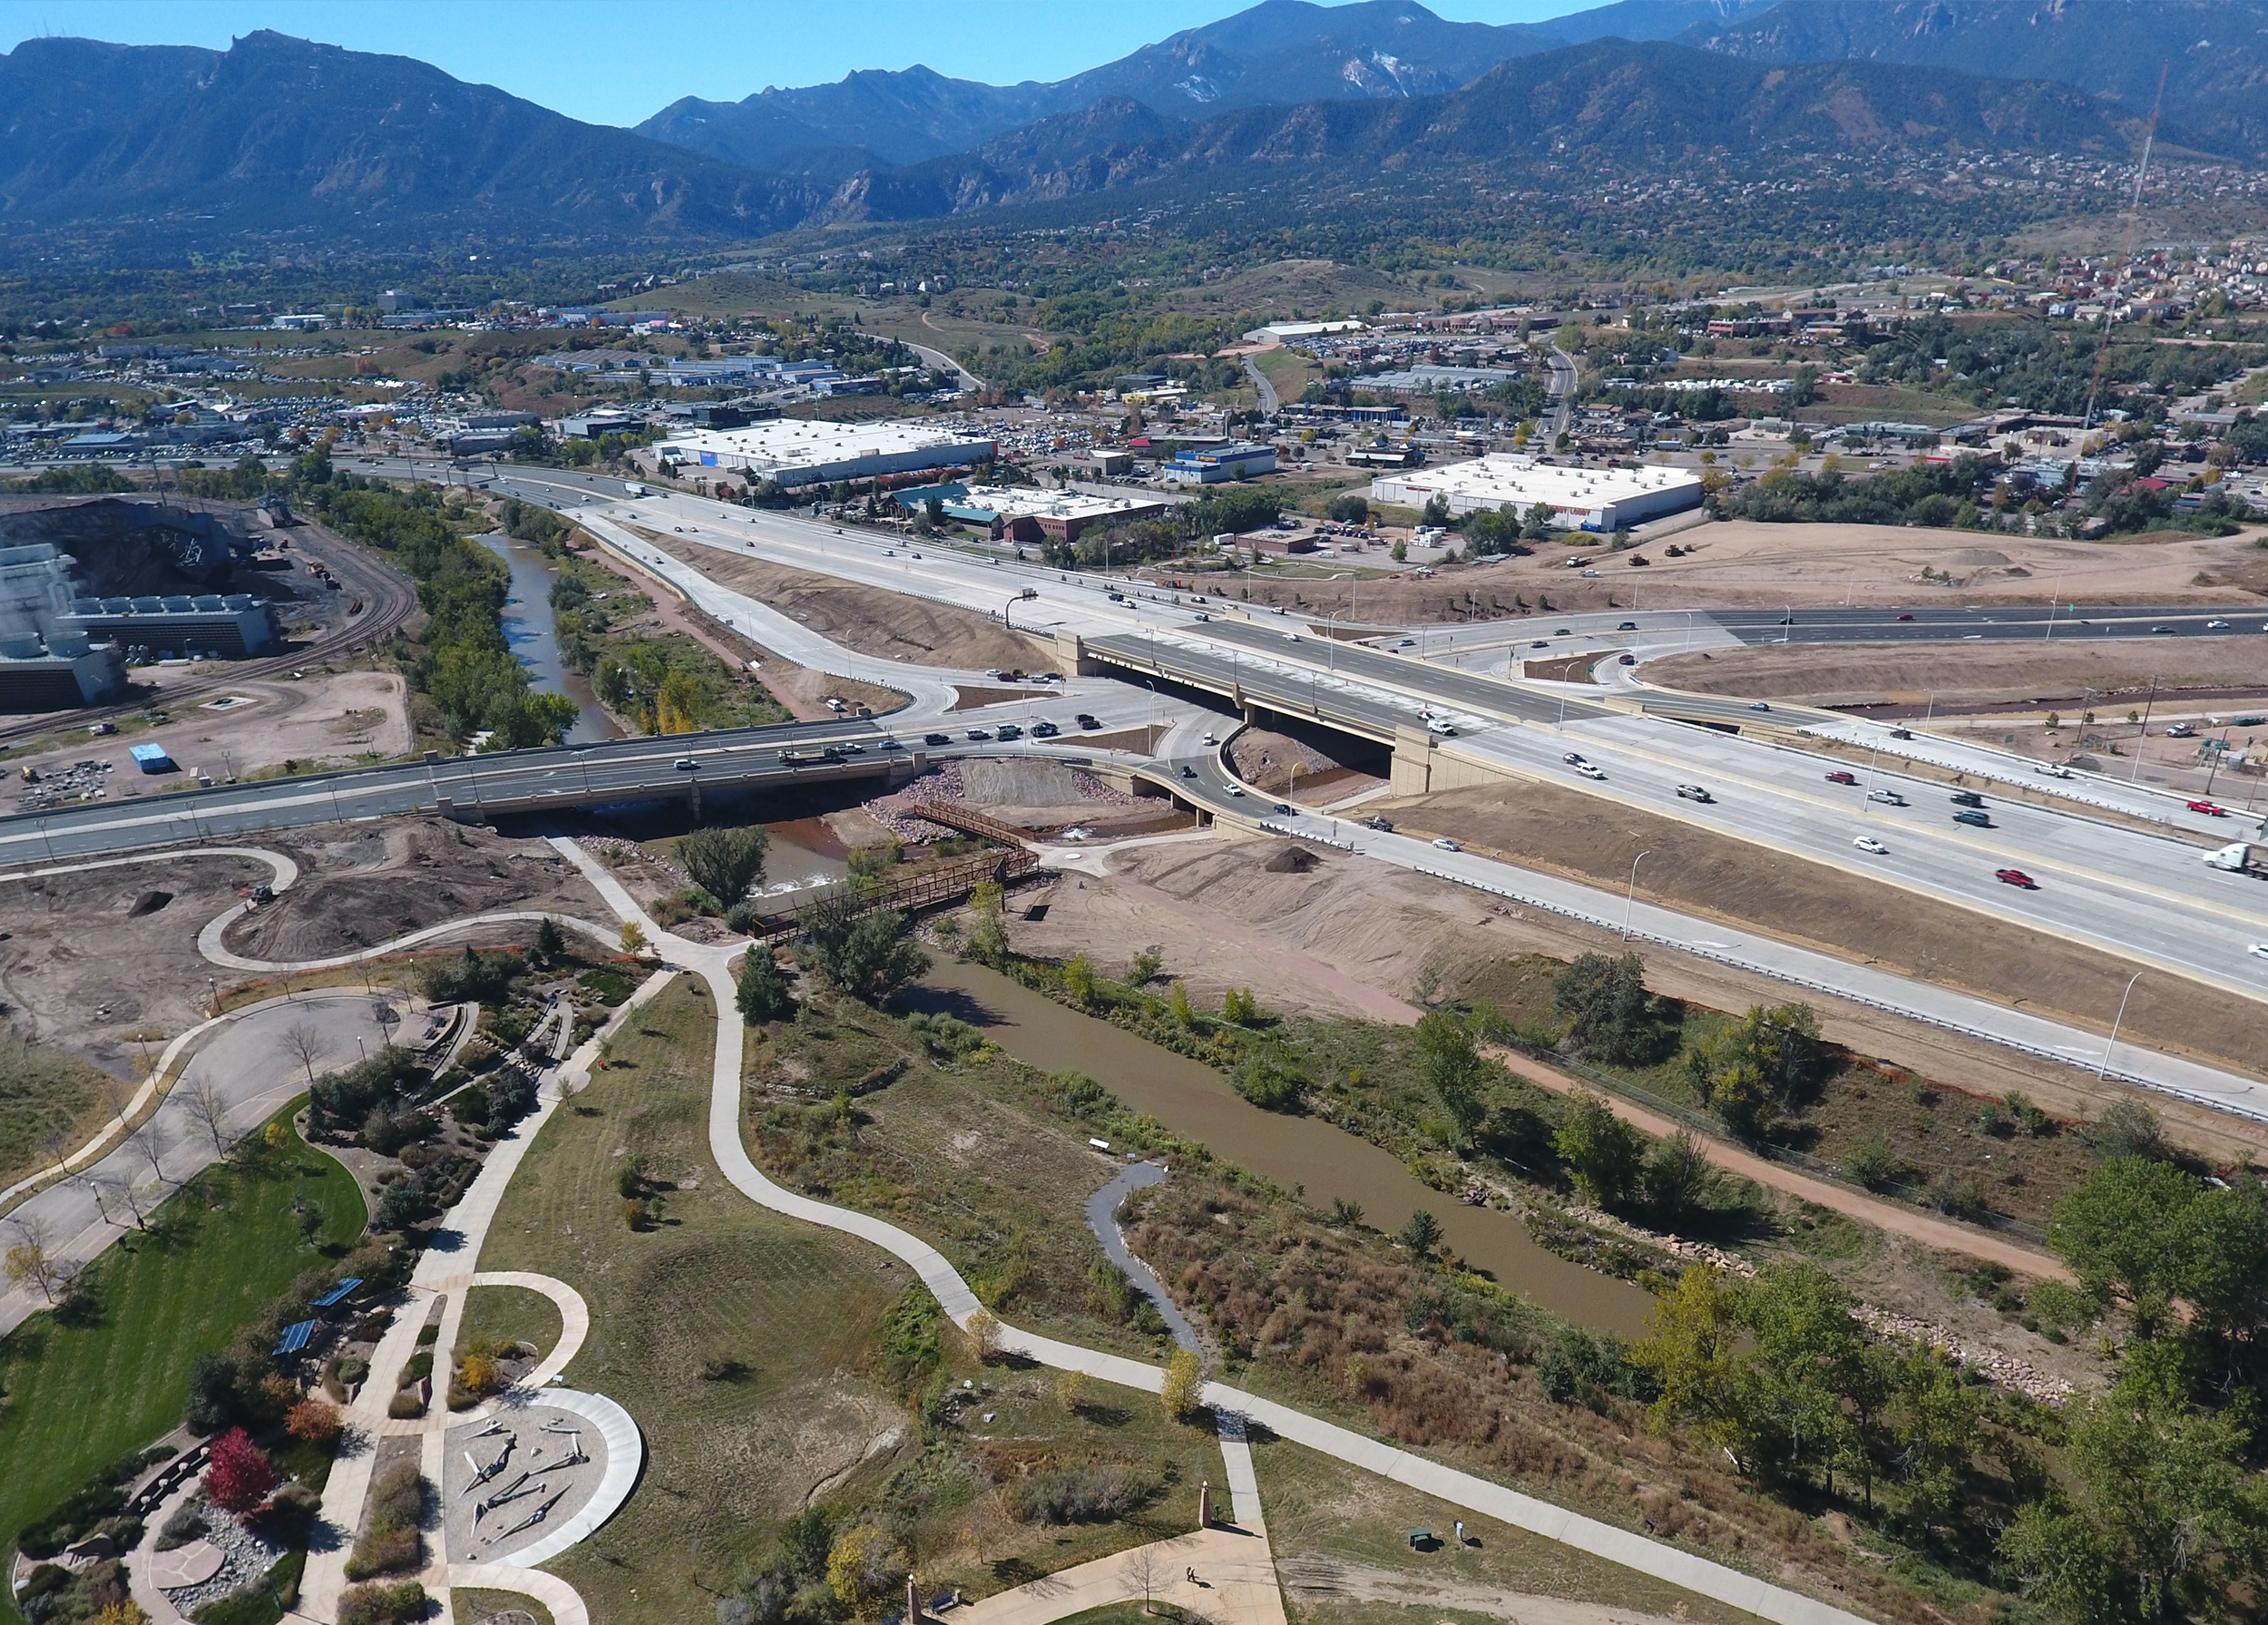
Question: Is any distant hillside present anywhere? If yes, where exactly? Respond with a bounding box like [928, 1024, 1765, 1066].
[634, 0, 1780, 175]
[1686, 0, 2268, 159]
[828, 38, 2156, 227]
[0, 31, 817, 240]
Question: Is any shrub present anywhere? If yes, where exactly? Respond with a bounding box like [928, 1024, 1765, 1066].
[1159, 1347, 1204, 1419]
[343, 1465, 426, 1581]
[1010, 1462, 1161, 1523]
[156, 1503, 210, 1552]
[286, 1398, 344, 1449]
[386, 1390, 425, 1420]
[737, 947, 795, 1024]
[1232, 1052, 1304, 1111]
[201, 1429, 278, 1519]
[682, 826, 770, 907]
[415, 945, 524, 1006]
[337, 1581, 427, 1625]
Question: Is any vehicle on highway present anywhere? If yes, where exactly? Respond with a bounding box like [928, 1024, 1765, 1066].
[1555, 627, 1572, 636]
[2151, 624, 2175, 634]
[924, 732, 952, 746]
[1867, 788, 1905, 805]
[876, 738, 901, 750]
[1954, 809, 1993, 827]
[1895, 613, 1914, 622]
[1365, 815, 1394, 831]
[1996, 868, 2038, 889]
[1563, 751, 1587, 765]
[997, 724, 1023, 740]
[965, 729, 991, 740]
[1398, 637, 1416, 647]
[673, 758, 697, 771]
[2208, 619, 2231, 630]
[1889, 727, 1913, 739]
[1676, 784, 1713, 802]
[1227, 785, 1245, 797]
[1272, 801, 1292, 814]
[1180, 764, 1198, 778]
[1530, 639, 1550, 648]
[1749, 701, 1771, 712]
[1950, 790, 1985, 808]
[1426, 718, 1457, 736]
[1853, 836, 1889, 855]
[838, 741, 865, 754]
[1576, 762, 1607, 779]
[1285, 632, 1300, 641]
[1618, 621, 1637, 631]
[2250, 943, 2268, 960]
[1201, 732, 1218, 745]
[1432, 837, 1461, 851]
[1030, 721, 1061, 738]
[1076, 714, 1100, 730]
[1825, 770, 1858, 785]
[2190, 799, 2229, 816]
[1618, 652, 1636, 665]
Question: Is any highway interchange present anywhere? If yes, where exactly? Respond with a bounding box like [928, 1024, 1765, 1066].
[15, 453, 2264, 1121]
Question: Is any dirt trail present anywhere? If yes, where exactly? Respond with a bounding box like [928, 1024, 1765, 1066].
[1379, 779, 2263, 1088]
[1650, 636, 2268, 709]
[1023, 837, 2073, 1279]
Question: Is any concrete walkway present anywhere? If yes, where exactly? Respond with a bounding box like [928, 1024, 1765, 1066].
[955, 1527, 1282, 1625]
[448, 1561, 591, 1625]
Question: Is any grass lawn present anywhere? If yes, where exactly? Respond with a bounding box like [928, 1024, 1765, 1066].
[459, 1283, 563, 1364]
[0, 1101, 365, 1610]
[455, 1587, 554, 1625]
[1249, 1438, 1765, 1625]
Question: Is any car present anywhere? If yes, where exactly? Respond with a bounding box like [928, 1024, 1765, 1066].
[1867, 788, 1905, 805]
[1227, 785, 1245, 797]
[2188, 799, 2229, 816]
[1076, 714, 1101, 730]
[1398, 637, 1416, 647]
[1285, 632, 1301, 641]
[1201, 732, 1218, 745]
[2208, 619, 2231, 630]
[1825, 770, 1859, 785]
[2151, 624, 2176, 634]
[1576, 762, 1608, 779]
[1954, 809, 1993, 827]
[1950, 790, 1985, 807]
[1556, 628, 1572, 636]
[1618, 621, 1638, 631]
[1427, 719, 1458, 736]
[876, 738, 901, 750]
[1365, 815, 1394, 831]
[1180, 764, 1198, 778]
[1996, 868, 2038, 889]
[2034, 761, 2072, 778]
[2251, 943, 2268, 960]
[1580, 568, 1599, 578]
[965, 729, 991, 740]
[1888, 727, 1913, 739]
[1895, 612, 1915, 622]
[1273, 802, 1292, 814]
[1030, 721, 1061, 738]
[924, 732, 952, 746]
[1676, 783, 1713, 802]
[996, 724, 1023, 740]
[1563, 751, 1587, 765]
[1432, 837, 1461, 851]
[1530, 639, 1550, 649]
[1853, 836, 1889, 855]
[838, 741, 865, 754]
[673, 757, 697, 770]
[1777, 614, 1795, 625]
[1749, 701, 1772, 712]
[2166, 722, 2196, 738]
[1618, 652, 1636, 665]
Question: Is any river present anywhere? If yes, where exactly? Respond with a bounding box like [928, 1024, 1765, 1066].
[476, 531, 615, 744]
[910, 958, 1657, 1338]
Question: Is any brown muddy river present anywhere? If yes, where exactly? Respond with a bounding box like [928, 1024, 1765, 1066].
[911, 957, 1657, 1338]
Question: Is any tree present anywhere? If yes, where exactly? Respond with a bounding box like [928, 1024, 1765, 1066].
[1122, 1542, 1166, 1614]
[1552, 953, 1667, 1064]
[279, 1021, 331, 1088]
[182, 1079, 233, 1156]
[1640, 1131, 1715, 1225]
[1553, 1093, 1646, 1212]
[530, 916, 565, 967]
[1397, 1209, 1444, 1260]
[826, 1525, 906, 1609]
[1733, 1264, 1870, 1493]
[91, 1170, 155, 1232]
[202, 1426, 279, 1518]
[681, 825, 769, 908]
[129, 1118, 171, 1185]
[1160, 1347, 1205, 1420]
[965, 881, 1009, 964]
[1630, 1266, 1744, 1453]
[1414, 1011, 1487, 1144]
[620, 921, 648, 956]
[965, 1307, 1002, 1360]
[1683, 1003, 1826, 1140]
[4, 1223, 64, 1303]
[737, 947, 794, 1024]
[1055, 1366, 1090, 1413]
[796, 897, 931, 1004]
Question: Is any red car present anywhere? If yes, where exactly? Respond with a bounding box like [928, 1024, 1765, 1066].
[1896, 613, 1915, 622]
[1995, 868, 2039, 889]
[1825, 770, 1858, 785]
[2188, 800, 2228, 816]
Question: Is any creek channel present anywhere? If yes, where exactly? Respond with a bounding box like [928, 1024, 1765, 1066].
[476, 530, 614, 744]
[911, 957, 1657, 1339]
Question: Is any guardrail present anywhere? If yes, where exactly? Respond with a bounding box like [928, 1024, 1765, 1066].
[1256, 818, 1355, 850]
[1405, 863, 2257, 1124]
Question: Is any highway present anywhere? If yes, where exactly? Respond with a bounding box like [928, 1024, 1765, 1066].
[1546, 346, 1577, 439]
[1712, 602, 2268, 646]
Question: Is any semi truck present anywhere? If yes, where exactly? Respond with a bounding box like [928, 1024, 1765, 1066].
[2204, 841, 2268, 877]
[623, 481, 649, 497]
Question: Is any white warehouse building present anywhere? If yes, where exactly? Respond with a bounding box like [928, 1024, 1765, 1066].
[1369, 455, 1704, 533]
[658, 419, 996, 487]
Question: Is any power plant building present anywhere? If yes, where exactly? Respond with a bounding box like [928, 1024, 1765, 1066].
[60, 594, 279, 660]
[0, 543, 127, 709]
[658, 419, 995, 487]
[1368, 455, 1703, 532]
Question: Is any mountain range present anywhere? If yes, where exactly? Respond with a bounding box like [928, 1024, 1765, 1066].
[0, 0, 2253, 258]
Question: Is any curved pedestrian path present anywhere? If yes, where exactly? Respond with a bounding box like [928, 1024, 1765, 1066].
[200, 905, 623, 974]
[522, 834, 1887, 1625]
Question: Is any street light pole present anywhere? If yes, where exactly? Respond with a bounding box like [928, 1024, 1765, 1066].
[2129, 676, 2159, 785]
[1621, 849, 1651, 941]
[2098, 971, 2143, 1079]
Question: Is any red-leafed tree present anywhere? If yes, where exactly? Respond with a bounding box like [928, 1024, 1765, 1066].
[202, 1426, 279, 1517]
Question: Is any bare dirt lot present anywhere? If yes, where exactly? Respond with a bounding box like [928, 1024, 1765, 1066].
[220, 818, 609, 963]
[1649, 636, 2268, 710]
[1376, 779, 2261, 1091]
[1019, 832, 2267, 1165]
[636, 533, 1061, 673]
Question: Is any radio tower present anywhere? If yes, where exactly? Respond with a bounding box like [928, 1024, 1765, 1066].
[2082, 63, 2169, 431]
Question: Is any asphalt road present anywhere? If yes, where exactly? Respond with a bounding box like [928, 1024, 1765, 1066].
[1714, 603, 2268, 646]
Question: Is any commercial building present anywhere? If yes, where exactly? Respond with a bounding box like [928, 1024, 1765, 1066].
[1368, 455, 1702, 532]
[657, 419, 994, 487]
[898, 485, 1168, 544]
[60, 593, 279, 659]
[1159, 442, 1277, 486]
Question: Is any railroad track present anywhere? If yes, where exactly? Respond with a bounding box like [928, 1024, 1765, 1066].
[0, 518, 418, 749]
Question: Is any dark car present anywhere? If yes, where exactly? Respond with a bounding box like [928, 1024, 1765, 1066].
[1031, 720, 1061, 738]
[996, 723, 1023, 740]
[1825, 770, 1858, 786]
[1365, 815, 1394, 832]
[1180, 764, 1198, 778]
[1950, 790, 1985, 808]
[1954, 808, 1993, 827]
[1272, 802, 1292, 814]
[1618, 621, 1638, 631]
[1076, 713, 1101, 729]
[1889, 727, 1913, 739]
[924, 732, 951, 746]
[1618, 652, 1636, 665]
[965, 729, 991, 740]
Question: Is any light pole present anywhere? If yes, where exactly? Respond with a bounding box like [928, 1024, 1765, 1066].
[2098, 971, 2142, 1080]
[2129, 676, 2158, 785]
[1621, 850, 1651, 941]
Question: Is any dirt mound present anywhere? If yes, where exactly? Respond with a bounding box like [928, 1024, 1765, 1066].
[1647, 637, 2268, 709]
[222, 819, 608, 961]
[1944, 547, 2012, 567]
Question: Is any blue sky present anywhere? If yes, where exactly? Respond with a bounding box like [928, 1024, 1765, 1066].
[1, 0, 1610, 127]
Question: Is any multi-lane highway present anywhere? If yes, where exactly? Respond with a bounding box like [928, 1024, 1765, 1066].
[1711, 602, 2268, 646]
